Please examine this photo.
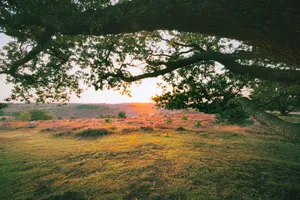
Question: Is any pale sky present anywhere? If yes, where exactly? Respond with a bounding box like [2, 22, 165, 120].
[0, 34, 162, 103]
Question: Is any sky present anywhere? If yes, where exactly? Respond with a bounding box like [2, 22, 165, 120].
[0, 34, 162, 103]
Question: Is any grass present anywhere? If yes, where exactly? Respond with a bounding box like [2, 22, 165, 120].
[0, 113, 300, 199]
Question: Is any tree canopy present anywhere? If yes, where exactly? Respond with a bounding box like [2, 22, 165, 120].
[1, 0, 300, 137]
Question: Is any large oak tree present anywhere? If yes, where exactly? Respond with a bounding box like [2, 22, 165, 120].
[1, 0, 300, 138]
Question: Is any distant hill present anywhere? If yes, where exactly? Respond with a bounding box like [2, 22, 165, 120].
[2, 103, 182, 119]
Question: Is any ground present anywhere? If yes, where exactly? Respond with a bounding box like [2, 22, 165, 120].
[0, 113, 300, 200]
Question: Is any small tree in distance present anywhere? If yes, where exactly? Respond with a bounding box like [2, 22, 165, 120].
[17, 110, 52, 121]
[118, 111, 127, 119]
[0, 103, 8, 116]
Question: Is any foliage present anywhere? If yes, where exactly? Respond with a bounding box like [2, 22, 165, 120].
[75, 128, 111, 138]
[194, 120, 201, 127]
[140, 126, 154, 132]
[251, 81, 300, 116]
[117, 111, 127, 119]
[0, 1, 294, 104]
[17, 110, 52, 121]
[181, 115, 188, 120]
[215, 107, 252, 126]
[75, 104, 108, 110]
[0, 103, 8, 116]
[28, 110, 52, 121]
[1, 117, 6, 121]
[166, 117, 172, 124]
[0, 0, 299, 134]
[104, 118, 112, 123]
[18, 112, 32, 121]
[176, 126, 186, 131]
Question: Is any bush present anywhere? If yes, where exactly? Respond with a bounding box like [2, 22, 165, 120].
[194, 120, 201, 127]
[181, 115, 188, 120]
[17, 110, 52, 121]
[176, 126, 186, 131]
[75, 128, 111, 138]
[118, 111, 127, 118]
[55, 131, 72, 137]
[122, 127, 136, 133]
[140, 126, 154, 132]
[104, 118, 112, 123]
[1, 117, 6, 121]
[0, 103, 8, 116]
[76, 104, 108, 110]
[215, 107, 252, 126]
[18, 112, 32, 121]
[29, 110, 52, 121]
[166, 117, 172, 124]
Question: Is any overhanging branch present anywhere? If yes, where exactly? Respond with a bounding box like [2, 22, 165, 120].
[115, 51, 300, 84]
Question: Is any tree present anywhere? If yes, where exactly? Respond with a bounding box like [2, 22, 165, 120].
[0, 0, 300, 137]
[17, 110, 52, 121]
[0, 103, 8, 116]
[251, 81, 300, 116]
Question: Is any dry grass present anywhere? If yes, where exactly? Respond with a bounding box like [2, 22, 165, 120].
[0, 113, 300, 200]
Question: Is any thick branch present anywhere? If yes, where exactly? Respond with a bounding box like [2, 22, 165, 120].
[4, 31, 52, 77]
[119, 52, 300, 84]
[235, 97, 300, 139]
[56, 0, 300, 66]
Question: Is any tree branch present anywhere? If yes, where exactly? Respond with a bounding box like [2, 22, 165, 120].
[114, 51, 300, 84]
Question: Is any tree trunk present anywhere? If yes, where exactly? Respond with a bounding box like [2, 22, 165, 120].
[235, 97, 300, 139]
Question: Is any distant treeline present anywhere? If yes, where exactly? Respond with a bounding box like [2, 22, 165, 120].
[75, 104, 110, 110]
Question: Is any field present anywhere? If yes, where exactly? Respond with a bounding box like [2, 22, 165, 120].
[1, 113, 300, 200]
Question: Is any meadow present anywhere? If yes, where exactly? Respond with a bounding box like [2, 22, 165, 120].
[0, 113, 300, 200]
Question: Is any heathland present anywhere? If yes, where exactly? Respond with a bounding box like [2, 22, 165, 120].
[0, 104, 300, 200]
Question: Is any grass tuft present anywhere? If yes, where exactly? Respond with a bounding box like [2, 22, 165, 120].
[176, 126, 186, 131]
[140, 126, 154, 132]
[122, 127, 137, 133]
[75, 128, 111, 138]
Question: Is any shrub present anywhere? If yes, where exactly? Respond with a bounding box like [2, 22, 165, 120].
[1, 117, 6, 121]
[57, 117, 63, 120]
[122, 127, 136, 133]
[176, 126, 186, 131]
[215, 107, 253, 126]
[29, 110, 52, 121]
[70, 116, 79, 120]
[181, 115, 188, 120]
[166, 117, 172, 124]
[118, 111, 127, 119]
[18, 112, 32, 121]
[194, 120, 201, 127]
[76, 104, 108, 110]
[17, 110, 52, 121]
[98, 114, 116, 119]
[0, 103, 8, 116]
[75, 128, 111, 138]
[140, 126, 154, 132]
[55, 130, 72, 137]
[104, 118, 112, 123]
[40, 128, 56, 132]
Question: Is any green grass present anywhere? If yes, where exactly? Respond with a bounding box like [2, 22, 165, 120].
[0, 123, 300, 199]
